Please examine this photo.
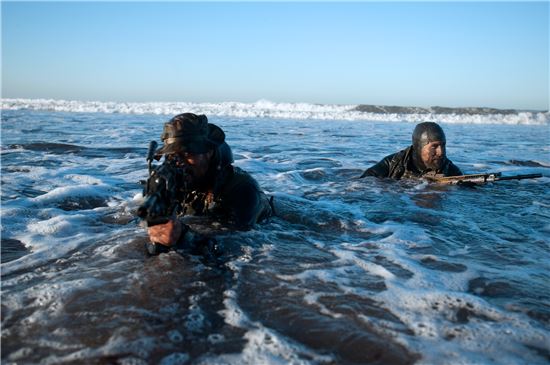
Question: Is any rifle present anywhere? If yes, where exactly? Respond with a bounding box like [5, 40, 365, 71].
[137, 141, 188, 254]
[426, 172, 543, 185]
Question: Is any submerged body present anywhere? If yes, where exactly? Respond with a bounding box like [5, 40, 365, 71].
[145, 113, 272, 250]
[361, 122, 463, 180]
[361, 145, 462, 179]
[179, 165, 272, 228]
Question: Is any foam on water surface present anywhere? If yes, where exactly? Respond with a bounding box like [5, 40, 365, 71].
[1, 109, 549, 364]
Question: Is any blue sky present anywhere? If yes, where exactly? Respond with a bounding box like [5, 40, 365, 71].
[2, 2, 548, 110]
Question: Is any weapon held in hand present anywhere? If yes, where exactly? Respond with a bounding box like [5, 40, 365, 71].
[137, 140, 187, 226]
[426, 172, 543, 185]
[136, 140, 189, 255]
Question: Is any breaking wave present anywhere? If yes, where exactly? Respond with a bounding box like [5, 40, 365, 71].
[2, 98, 548, 125]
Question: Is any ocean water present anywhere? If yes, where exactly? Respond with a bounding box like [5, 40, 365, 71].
[1, 105, 549, 364]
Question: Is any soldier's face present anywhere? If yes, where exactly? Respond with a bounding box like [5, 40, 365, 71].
[421, 141, 446, 170]
[172, 150, 214, 184]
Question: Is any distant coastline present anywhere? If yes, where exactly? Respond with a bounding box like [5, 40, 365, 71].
[352, 104, 537, 115]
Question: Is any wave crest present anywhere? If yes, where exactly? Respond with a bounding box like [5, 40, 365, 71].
[2, 98, 548, 125]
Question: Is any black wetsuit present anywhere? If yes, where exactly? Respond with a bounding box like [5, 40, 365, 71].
[151, 164, 273, 257]
[360, 146, 462, 179]
[179, 165, 272, 230]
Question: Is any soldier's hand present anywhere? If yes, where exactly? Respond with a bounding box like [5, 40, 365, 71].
[147, 219, 182, 247]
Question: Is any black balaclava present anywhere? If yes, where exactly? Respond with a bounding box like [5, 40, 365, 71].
[411, 122, 446, 171]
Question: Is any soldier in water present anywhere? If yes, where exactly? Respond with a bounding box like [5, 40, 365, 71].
[360, 122, 462, 179]
[145, 113, 273, 254]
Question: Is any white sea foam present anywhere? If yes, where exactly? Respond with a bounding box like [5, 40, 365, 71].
[2, 109, 549, 364]
[2, 98, 548, 125]
[378, 284, 550, 365]
[30, 184, 111, 205]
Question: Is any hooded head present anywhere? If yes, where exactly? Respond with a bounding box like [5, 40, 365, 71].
[411, 122, 447, 171]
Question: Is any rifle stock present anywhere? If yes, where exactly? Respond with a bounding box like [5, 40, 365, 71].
[427, 172, 543, 185]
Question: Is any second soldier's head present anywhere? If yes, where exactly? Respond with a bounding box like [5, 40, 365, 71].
[412, 122, 447, 171]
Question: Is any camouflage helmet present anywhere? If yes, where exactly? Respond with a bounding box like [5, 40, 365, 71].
[156, 113, 225, 155]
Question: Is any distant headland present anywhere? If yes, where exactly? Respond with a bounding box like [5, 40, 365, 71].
[352, 105, 544, 115]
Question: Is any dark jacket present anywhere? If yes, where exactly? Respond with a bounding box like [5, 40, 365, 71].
[360, 146, 462, 179]
[179, 165, 272, 230]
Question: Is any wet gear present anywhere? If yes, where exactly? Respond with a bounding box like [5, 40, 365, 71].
[144, 116, 273, 258]
[178, 165, 273, 230]
[156, 113, 225, 155]
[160, 132, 272, 229]
[143, 139, 272, 256]
[360, 145, 462, 179]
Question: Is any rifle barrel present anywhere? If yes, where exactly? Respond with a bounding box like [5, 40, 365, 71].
[496, 173, 543, 181]
[429, 172, 543, 185]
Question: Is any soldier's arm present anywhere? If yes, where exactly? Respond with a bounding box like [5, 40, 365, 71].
[360, 155, 392, 178]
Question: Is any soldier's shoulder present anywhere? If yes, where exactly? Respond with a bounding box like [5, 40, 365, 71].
[395, 146, 413, 159]
[385, 146, 413, 169]
[445, 159, 463, 176]
[378, 146, 410, 164]
[221, 166, 260, 194]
